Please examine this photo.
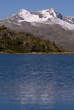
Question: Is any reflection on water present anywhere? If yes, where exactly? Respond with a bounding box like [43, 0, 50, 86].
[0, 55, 74, 110]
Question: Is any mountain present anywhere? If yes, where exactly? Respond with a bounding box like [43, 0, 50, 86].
[0, 8, 74, 51]
[1, 8, 74, 30]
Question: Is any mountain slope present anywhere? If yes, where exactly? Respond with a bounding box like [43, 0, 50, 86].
[0, 26, 64, 53]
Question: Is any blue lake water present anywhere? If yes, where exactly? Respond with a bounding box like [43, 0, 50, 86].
[0, 54, 74, 110]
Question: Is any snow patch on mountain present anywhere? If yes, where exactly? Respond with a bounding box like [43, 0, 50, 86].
[47, 18, 74, 30]
[17, 8, 57, 23]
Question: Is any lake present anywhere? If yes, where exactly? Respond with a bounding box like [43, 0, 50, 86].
[0, 54, 74, 110]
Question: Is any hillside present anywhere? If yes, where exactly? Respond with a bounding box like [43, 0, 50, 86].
[0, 26, 64, 53]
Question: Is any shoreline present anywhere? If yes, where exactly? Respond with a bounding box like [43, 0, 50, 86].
[0, 52, 74, 55]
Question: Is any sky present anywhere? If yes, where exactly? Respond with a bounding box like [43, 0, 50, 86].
[0, 0, 74, 19]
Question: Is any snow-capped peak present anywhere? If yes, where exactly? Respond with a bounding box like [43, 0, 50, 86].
[49, 8, 57, 17]
[18, 9, 30, 17]
[19, 8, 57, 18]
[38, 8, 57, 18]
[5, 8, 74, 30]
[16, 8, 57, 23]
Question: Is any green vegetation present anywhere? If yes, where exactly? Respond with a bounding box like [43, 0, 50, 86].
[0, 25, 64, 53]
